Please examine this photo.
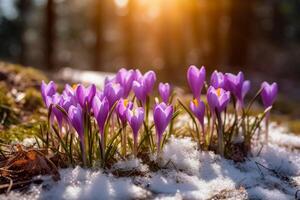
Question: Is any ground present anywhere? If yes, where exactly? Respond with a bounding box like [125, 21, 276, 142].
[0, 63, 300, 199]
[1, 123, 299, 200]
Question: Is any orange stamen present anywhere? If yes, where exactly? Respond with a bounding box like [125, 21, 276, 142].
[123, 99, 128, 107]
[72, 84, 78, 90]
[193, 98, 199, 107]
[217, 88, 221, 97]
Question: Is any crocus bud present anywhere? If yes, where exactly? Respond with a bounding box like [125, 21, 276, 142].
[126, 107, 144, 156]
[207, 86, 230, 113]
[75, 84, 96, 109]
[42, 93, 64, 131]
[92, 96, 109, 136]
[190, 98, 205, 128]
[68, 104, 84, 141]
[116, 68, 136, 97]
[132, 80, 147, 104]
[143, 71, 156, 94]
[103, 82, 124, 108]
[210, 70, 226, 89]
[153, 102, 173, 152]
[41, 80, 57, 107]
[225, 72, 250, 108]
[187, 65, 206, 98]
[159, 83, 171, 103]
[116, 98, 133, 126]
[68, 104, 86, 164]
[261, 82, 278, 109]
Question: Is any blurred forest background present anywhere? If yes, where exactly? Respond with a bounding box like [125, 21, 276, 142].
[0, 0, 300, 120]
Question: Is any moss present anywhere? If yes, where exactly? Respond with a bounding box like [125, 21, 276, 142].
[287, 120, 300, 135]
[24, 88, 44, 111]
[1, 62, 47, 83]
[0, 121, 46, 143]
[0, 83, 19, 127]
[0, 62, 48, 128]
[0, 83, 14, 106]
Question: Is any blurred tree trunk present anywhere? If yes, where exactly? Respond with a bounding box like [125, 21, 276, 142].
[123, 0, 135, 67]
[17, 0, 31, 66]
[228, 1, 254, 68]
[173, 1, 187, 81]
[91, 0, 104, 70]
[45, 0, 55, 70]
[272, 1, 285, 45]
[206, 1, 221, 68]
[159, 1, 172, 80]
[190, 0, 203, 66]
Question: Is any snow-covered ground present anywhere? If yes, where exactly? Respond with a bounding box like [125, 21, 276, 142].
[3, 123, 300, 200]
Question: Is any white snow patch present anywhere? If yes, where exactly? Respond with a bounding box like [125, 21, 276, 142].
[3, 123, 300, 200]
[160, 136, 200, 174]
[112, 158, 148, 172]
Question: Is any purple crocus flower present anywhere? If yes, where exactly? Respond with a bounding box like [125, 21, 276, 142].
[142, 71, 156, 94]
[261, 82, 278, 109]
[51, 94, 64, 128]
[187, 65, 206, 98]
[153, 102, 173, 153]
[159, 83, 171, 103]
[92, 96, 110, 137]
[210, 70, 226, 89]
[61, 84, 78, 111]
[116, 68, 136, 97]
[103, 82, 124, 108]
[116, 98, 133, 126]
[261, 81, 278, 144]
[207, 86, 230, 156]
[190, 98, 206, 146]
[41, 80, 57, 107]
[68, 104, 86, 164]
[207, 86, 230, 113]
[62, 84, 75, 97]
[190, 98, 205, 130]
[225, 72, 250, 108]
[126, 107, 144, 156]
[75, 84, 96, 109]
[42, 93, 64, 131]
[134, 69, 143, 81]
[68, 104, 84, 139]
[132, 80, 147, 104]
[132, 71, 156, 104]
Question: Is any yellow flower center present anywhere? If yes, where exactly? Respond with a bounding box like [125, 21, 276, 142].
[217, 88, 221, 97]
[72, 84, 78, 90]
[193, 98, 199, 107]
[123, 99, 128, 107]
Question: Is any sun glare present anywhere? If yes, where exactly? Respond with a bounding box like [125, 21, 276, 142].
[114, 0, 128, 8]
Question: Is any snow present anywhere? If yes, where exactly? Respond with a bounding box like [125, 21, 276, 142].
[3, 122, 300, 200]
[112, 158, 148, 172]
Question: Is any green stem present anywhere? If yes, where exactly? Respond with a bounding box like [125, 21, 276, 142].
[122, 124, 127, 157]
[209, 114, 216, 147]
[265, 117, 269, 145]
[216, 111, 224, 156]
[133, 134, 138, 158]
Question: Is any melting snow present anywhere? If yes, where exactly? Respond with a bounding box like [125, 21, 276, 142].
[4, 123, 300, 200]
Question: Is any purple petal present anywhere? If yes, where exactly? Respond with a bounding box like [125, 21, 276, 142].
[68, 104, 84, 139]
[187, 65, 206, 98]
[159, 82, 171, 103]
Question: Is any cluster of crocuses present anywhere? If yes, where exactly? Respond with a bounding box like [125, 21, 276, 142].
[41, 68, 174, 167]
[185, 65, 278, 156]
[41, 65, 278, 166]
